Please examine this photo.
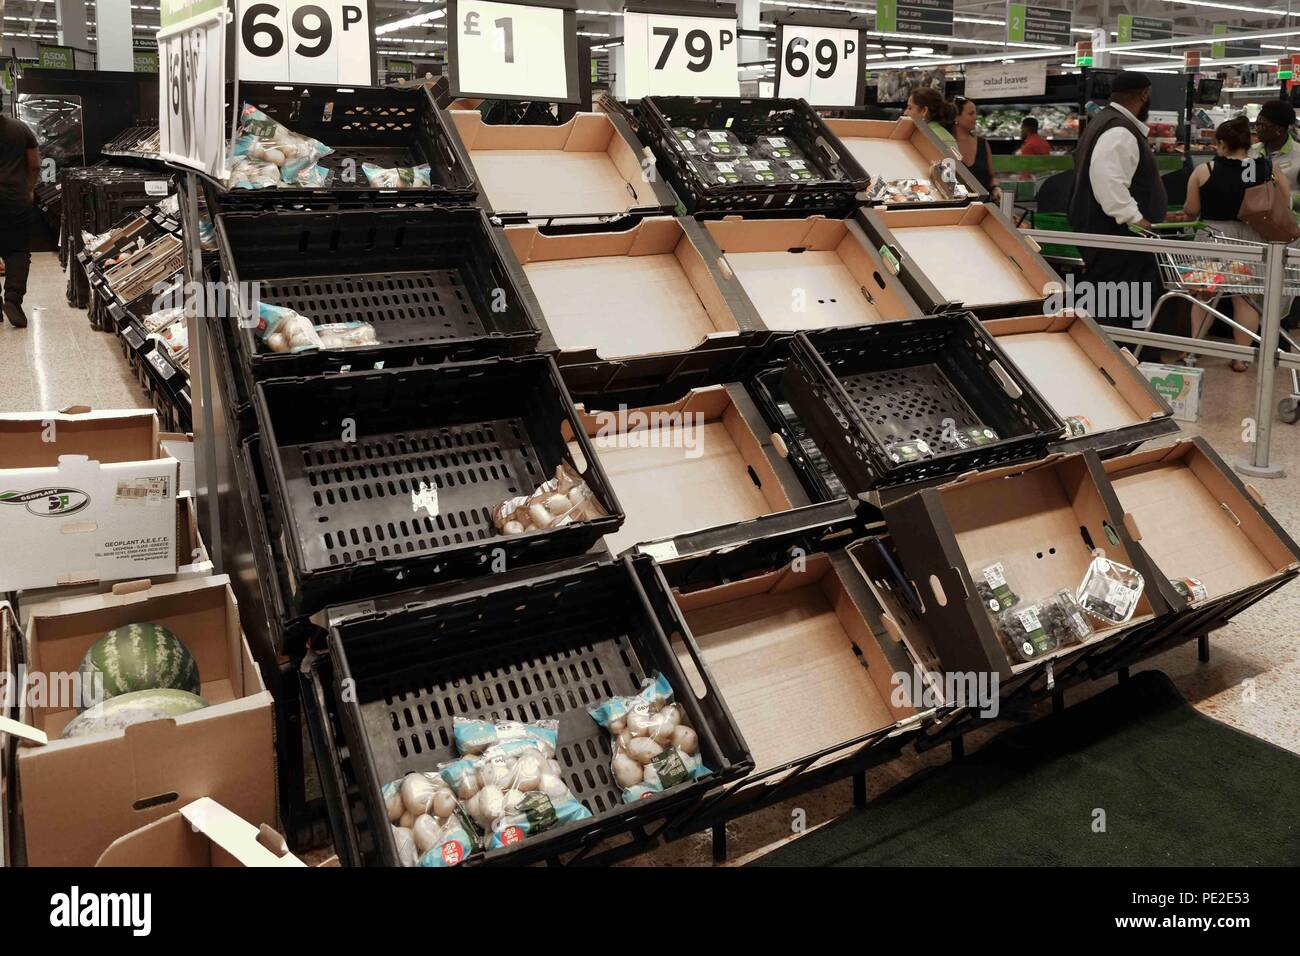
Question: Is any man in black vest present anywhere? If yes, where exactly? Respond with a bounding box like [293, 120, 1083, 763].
[1068, 71, 1168, 327]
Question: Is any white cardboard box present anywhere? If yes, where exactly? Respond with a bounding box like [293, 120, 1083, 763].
[1138, 362, 1204, 422]
[0, 408, 180, 591]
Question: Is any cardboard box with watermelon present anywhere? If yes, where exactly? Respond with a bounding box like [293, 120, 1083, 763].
[1138, 363, 1204, 423]
[12, 575, 275, 867]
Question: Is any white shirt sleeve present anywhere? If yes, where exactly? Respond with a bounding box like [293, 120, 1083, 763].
[1088, 126, 1144, 225]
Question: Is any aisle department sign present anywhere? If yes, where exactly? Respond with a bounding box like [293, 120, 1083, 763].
[1117, 15, 1171, 43]
[1213, 25, 1261, 59]
[876, 0, 954, 39]
[1007, 4, 1070, 46]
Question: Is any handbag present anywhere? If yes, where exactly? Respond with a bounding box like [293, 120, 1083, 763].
[1239, 165, 1300, 242]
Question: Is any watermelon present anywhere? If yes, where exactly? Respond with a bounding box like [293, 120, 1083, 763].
[61, 689, 209, 739]
[78, 622, 200, 710]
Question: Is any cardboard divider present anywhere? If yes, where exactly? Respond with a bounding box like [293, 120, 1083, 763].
[859, 203, 1060, 315]
[95, 798, 306, 867]
[672, 553, 915, 777]
[571, 386, 797, 555]
[702, 214, 924, 331]
[822, 117, 987, 204]
[449, 110, 665, 220]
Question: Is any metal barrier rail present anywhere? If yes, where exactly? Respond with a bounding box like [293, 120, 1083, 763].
[1022, 227, 1291, 478]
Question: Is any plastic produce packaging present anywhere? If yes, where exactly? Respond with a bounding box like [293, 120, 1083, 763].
[754, 135, 800, 161]
[383, 773, 481, 867]
[251, 302, 378, 353]
[975, 561, 1020, 614]
[1077, 554, 1144, 624]
[693, 129, 748, 158]
[996, 601, 1060, 662]
[589, 673, 711, 803]
[490, 463, 607, 536]
[361, 162, 432, 188]
[226, 104, 333, 189]
[1170, 577, 1209, 602]
[439, 719, 591, 850]
[777, 158, 822, 183]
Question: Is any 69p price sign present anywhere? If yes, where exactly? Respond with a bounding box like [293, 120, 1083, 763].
[619, 3, 740, 99]
[775, 19, 867, 107]
[448, 0, 582, 103]
[159, 0, 229, 178]
[236, 0, 375, 84]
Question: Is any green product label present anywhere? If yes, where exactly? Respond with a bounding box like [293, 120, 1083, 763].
[877, 0, 897, 34]
[879, 243, 900, 272]
[652, 749, 690, 790]
[1008, 3, 1027, 43]
[1149, 372, 1185, 403]
[519, 791, 558, 833]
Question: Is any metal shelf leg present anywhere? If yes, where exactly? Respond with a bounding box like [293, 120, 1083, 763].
[1239, 241, 1287, 478]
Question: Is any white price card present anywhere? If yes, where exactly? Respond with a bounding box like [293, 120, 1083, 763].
[621, 8, 740, 99]
[158, 1, 229, 179]
[236, 0, 374, 85]
[449, 0, 580, 103]
[775, 22, 865, 107]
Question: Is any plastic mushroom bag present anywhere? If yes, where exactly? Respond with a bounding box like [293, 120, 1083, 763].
[439, 719, 591, 850]
[226, 104, 334, 189]
[361, 162, 432, 188]
[491, 463, 606, 536]
[384, 773, 481, 867]
[252, 302, 378, 353]
[589, 673, 711, 803]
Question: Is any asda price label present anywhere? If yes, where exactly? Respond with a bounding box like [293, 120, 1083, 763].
[448, 0, 579, 103]
[620, 9, 739, 98]
[159, 8, 228, 178]
[775, 22, 865, 107]
[236, 0, 373, 84]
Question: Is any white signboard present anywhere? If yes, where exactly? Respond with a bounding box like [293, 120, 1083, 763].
[775, 22, 864, 107]
[236, 0, 373, 84]
[963, 60, 1047, 99]
[449, 0, 575, 102]
[620, 10, 740, 99]
[159, 8, 228, 179]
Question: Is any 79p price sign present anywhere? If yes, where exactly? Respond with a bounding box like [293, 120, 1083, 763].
[158, 0, 229, 179]
[775, 18, 867, 107]
[619, 2, 740, 99]
[448, 0, 582, 103]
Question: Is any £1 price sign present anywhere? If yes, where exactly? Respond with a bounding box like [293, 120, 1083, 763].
[620, 8, 740, 99]
[449, 0, 579, 103]
[237, 0, 374, 84]
[159, 3, 228, 179]
[775, 21, 866, 107]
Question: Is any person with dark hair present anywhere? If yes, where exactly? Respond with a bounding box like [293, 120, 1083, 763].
[0, 107, 39, 328]
[1251, 99, 1299, 208]
[1173, 116, 1291, 371]
[953, 96, 1000, 201]
[904, 85, 956, 147]
[1068, 71, 1167, 326]
[1018, 116, 1051, 156]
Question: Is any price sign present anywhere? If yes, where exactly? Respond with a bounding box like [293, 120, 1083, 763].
[159, 0, 229, 178]
[448, 0, 581, 103]
[236, 0, 374, 85]
[775, 20, 866, 107]
[620, 5, 740, 99]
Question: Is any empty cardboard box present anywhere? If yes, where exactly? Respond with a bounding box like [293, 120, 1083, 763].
[702, 214, 924, 332]
[16, 575, 275, 867]
[95, 797, 306, 867]
[447, 109, 674, 223]
[823, 117, 987, 206]
[883, 453, 1164, 679]
[858, 202, 1060, 316]
[505, 217, 761, 393]
[985, 312, 1178, 455]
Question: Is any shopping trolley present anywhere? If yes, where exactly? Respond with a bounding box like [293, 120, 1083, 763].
[1140, 225, 1300, 424]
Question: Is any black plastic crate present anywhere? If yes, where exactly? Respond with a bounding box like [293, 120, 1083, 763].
[254, 355, 624, 614]
[217, 205, 541, 378]
[217, 83, 477, 210]
[327, 555, 751, 866]
[639, 96, 868, 215]
[784, 315, 1064, 493]
[747, 365, 851, 504]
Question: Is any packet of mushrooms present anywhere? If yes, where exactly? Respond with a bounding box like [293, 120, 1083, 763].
[438, 718, 591, 850]
[226, 104, 334, 189]
[491, 462, 606, 536]
[589, 673, 710, 803]
[384, 772, 482, 867]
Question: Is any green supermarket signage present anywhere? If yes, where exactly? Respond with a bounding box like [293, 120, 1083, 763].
[876, 0, 953, 38]
[37, 46, 74, 69]
[134, 49, 160, 73]
[1117, 14, 1171, 44]
[1007, 4, 1071, 46]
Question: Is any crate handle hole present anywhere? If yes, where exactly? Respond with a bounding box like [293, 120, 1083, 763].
[133, 791, 179, 811]
[669, 631, 709, 699]
[928, 575, 947, 607]
[746, 465, 762, 488]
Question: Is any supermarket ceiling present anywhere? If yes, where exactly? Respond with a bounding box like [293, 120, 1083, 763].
[1, 1, 1298, 63]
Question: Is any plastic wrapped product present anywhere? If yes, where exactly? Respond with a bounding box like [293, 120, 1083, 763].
[754, 135, 799, 161]
[226, 103, 333, 188]
[738, 158, 780, 184]
[671, 127, 699, 152]
[490, 462, 607, 536]
[383, 774, 480, 867]
[996, 602, 1060, 662]
[439, 722, 591, 850]
[253, 302, 325, 353]
[1077, 555, 1144, 625]
[699, 161, 744, 185]
[694, 129, 748, 158]
[884, 438, 932, 465]
[777, 158, 822, 183]
[1043, 588, 1094, 644]
[1063, 416, 1092, 437]
[589, 673, 711, 804]
[944, 425, 998, 450]
[974, 562, 1020, 615]
[1170, 577, 1209, 602]
[143, 306, 187, 335]
[361, 162, 432, 188]
[315, 322, 380, 349]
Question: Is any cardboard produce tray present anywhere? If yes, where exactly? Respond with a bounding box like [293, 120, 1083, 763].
[858, 203, 1060, 316]
[218, 205, 541, 378]
[783, 314, 1064, 493]
[640, 95, 869, 215]
[702, 213, 924, 333]
[254, 355, 623, 614]
[985, 311, 1179, 457]
[505, 216, 760, 396]
[447, 108, 676, 225]
[326, 556, 751, 866]
[823, 117, 988, 207]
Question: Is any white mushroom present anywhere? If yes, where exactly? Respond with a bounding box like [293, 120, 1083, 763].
[670, 725, 699, 756]
[613, 752, 643, 788]
[627, 737, 663, 766]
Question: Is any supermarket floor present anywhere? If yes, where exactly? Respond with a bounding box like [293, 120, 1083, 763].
[5, 251, 1300, 865]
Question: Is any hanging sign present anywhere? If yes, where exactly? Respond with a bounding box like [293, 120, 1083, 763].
[775, 16, 867, 107]
[876, 0, 954, 39]
[619, 1, 740, 99]
[159, 0, 229, 179]
[448, 0, 581, 103]
[964, 61, 1047, 98]
[1117, 15, 1171, 44]
[235, 0, 375, 84]
[1007, 4, 1071, 46]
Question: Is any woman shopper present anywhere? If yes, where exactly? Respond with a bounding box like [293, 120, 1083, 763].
[904, 86, 956, 147]
[953, 95, 1001, 203]
[1170, 117, 1291, 371]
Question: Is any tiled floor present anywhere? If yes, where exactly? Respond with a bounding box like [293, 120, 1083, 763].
[8, 252, 1300, 865]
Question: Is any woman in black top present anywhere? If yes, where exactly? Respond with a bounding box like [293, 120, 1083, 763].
[1175, 117, 1290, 370]
[953, 96, 1000, 203]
